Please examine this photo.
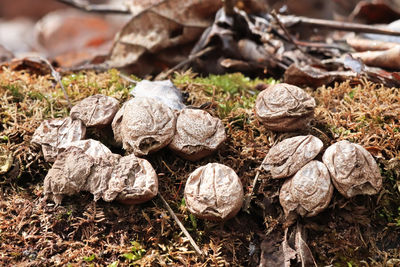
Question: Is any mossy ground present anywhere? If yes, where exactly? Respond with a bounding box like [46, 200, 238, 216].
[0, 68, 399, 266]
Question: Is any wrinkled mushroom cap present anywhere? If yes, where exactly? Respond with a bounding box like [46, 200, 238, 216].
[262, 135, 323, 178]
[103, 154, 158, 205]
[254, 83, 316, 131]
[44, 147, 94, 204]
[70, 94, 119, 127]
[279, 160, 333, 217]
[59, 139, 114, 164]
[184, 163, 244, 221]
[111, 97, 176, 156]
[169, 109, 226, 161]
[322, 140, 382, 198]
[31, 117, 86, 162]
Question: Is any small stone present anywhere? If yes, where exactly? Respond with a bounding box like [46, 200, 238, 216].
[184, 163, 243, 221]
[169, 109, 226, 161]
[111, 97, 176, 156]
[262, 135, 323, 178]
[322, 140, 382, 198]
[31, 117, 86, 162]
[279, 160, 333, 217]
[70, 94, 119, 127]
[254, 83, 316, 131]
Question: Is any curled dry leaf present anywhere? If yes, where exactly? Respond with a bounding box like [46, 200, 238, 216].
[279, 161, 333, 217]
[131, 80, 186, 110]
[184, 163, 243, 221]
[70, 94, 119, 127]
[352, 46, 400, 70]
[111, 97, 176, 156]
[262, 135, 323, 179]
[44, 147, 94, 204]
[103, 154, 158, 205]
[31, 117, 86, 162]
[322, 140, 382, 198]
[169, 109, 226, 161]
[254, 83, 316, 131]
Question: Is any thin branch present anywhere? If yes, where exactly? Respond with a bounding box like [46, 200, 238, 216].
[271, 10, 303, 52]
[158, 193, 203, 256]
[156, 46, 216, 80]
[57, 0, 130, 14]
[243, 156, 268, 213]
[279, 14, 400, 36]
[36, 57, 72, 109]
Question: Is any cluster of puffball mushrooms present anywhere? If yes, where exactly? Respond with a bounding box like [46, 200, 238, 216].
[32, 81, 382, 221]
[255, 83, 382, 218]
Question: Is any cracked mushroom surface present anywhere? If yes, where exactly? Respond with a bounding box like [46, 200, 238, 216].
[262, 135, 323, 178]
[31, 117, 86, 162]
[103, 154, 158, 205]
[254, 83, 316, 131]
[70, 94, 119, 127]
[279, 160, 333, 217]
[169, 109, 226, 161]
[111, 97, 176, 156]
[322, 140, 382, 198]
[44, 146, 94, 204]
[184, 163, 244, 221]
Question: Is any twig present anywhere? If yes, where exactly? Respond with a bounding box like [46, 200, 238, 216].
[36, 57, 72, 109]
[279, 14, 400, 37]
[157, 193, 203, 256]
[119, 73, 138, 84]
[271, 10, 303, 52]
[243, 156, 268, 212]
[155, 46, 216, 80]
[57, 0, 130, 14]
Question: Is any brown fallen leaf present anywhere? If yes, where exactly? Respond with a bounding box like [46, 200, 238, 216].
[352, 45, 400, 69]
[347, 37, 398, 52]
[107, 0, 221, 72]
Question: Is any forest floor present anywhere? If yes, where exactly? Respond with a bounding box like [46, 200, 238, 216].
[1, 68, 399, 266]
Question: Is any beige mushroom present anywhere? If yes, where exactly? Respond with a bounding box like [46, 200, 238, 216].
[254, 83, 316, 131]
[31, 117, 86, 162]
[70, 94, 119, 127]
[279, 160, 333, 217]
[169, 109, 226, 161]
[322, 140, 382, 198]
[43, 146, 94, 204]
[111, 97, 176, 156]
[103, 154, 158, 205]
[262, 135, 323, 178]
[184, 163, 243, 221]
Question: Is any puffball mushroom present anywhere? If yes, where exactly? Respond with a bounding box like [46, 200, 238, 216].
[103, 154, 158, 205]
[262, 135, 323, 178]
[169, 109, 226, 161]
[254, 83, 316, 131]
[44, 146, 94, 204]
[279, 160, 333, 217]
[32, 117, 86, 162]
[111, 97, 176, 156]
[70, 94, 119, 127]
[322, 140, 382, 198]
[184, 163, 243, 221]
